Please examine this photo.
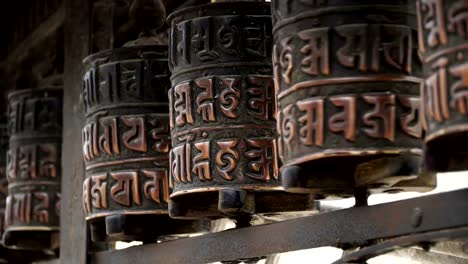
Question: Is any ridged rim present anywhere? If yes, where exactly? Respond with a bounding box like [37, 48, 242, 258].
[82, 45, 168, 66]
[8, 87, 63, 100]
[167, 1, 271, 24]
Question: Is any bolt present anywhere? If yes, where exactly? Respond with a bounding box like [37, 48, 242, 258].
[411, 207, 423, 228]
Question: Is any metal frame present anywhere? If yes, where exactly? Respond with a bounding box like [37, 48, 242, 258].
[88, 188, 468, 263]
[56, 0, 468, 263]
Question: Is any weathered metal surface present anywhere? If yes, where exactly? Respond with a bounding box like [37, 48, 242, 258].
[335, 226, 468, 264]
[417, 0, 468, 173]
[92, 187, 468, 264]
[82, 45, 208, 242]
[167, 1, 312, 219]
[271, 0, 435, 196]
[4, 88, 62, 251]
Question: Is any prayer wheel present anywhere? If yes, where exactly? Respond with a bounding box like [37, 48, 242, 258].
[417, 0, 468, 172]
[4, 88, 62, 250]
[167, 1, 312, 219]
[0, 115, 8, 241]
[82, 45, 208, 242]
[272, 0, 436, 196]
[0, 113, 56, 263]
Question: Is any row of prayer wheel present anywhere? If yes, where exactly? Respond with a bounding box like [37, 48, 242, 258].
[0, 0, 467, 249]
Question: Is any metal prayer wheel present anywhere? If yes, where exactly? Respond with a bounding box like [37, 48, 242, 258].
[0, 114, 57, 262]
[82, 45, 208, 242]
[417, 0, 468, 172]
[4, 88, 62, 250]
[272, 0, 436, 196]
[167, 1, 312, 219]
[0, 115, 8, 242]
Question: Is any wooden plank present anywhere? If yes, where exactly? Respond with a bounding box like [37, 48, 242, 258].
[60, 0, 90, 263]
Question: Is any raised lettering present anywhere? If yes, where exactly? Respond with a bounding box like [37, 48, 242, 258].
[195, 78, 216, 122]
[247, 76, 275, 121]
[297, 98, 324, 146]
[362, 94, 396, 141]
[142, 169, 170, 204]
[174, 82, 194, 126]
[329, 96, 357, 141]
[298, 27, 330, 76]
[110, 171, 141, 207]
[216, 139, 239, 181]
[245, 139, 278, 181]
[122, 116, 147, 152]
[192, 141, 211, 181]
[219, 77, 241, 119]
[91, 174, 108, 209]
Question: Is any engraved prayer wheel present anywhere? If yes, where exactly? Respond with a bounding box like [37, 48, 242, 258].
[82, 45, 208, 242]
[0, 115, 8, 242]
[3, 88, 62, 250]
[272, 0, 436, 196]
[417, 0, 468, 172]
[0, 115, 57, 262]
[167, 1, 312, 219]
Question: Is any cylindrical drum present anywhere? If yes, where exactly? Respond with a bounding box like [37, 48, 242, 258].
[0, 115, 8, 241]
[272, 0, 436, 196]
[417, 0, 468, 172]
[82, 45, 208, 242]
[0, 114, 57, 263]
[4, 88, 62, 250]
[168, 1, 312, 219]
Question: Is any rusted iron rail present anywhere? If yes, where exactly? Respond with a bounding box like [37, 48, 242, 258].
[91, 188, 468, 264]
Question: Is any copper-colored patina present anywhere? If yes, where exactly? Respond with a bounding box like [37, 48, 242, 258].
[417, 0, 468, 172]
[82, 45, 208, 242]
[167, 1, 312, 219]
[4, 88, 62, 250]
[272, 0, 436, 196]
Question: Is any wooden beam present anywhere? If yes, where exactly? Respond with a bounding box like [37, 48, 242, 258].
[60, 0, 90, 263]
[1, 4, 65, 68]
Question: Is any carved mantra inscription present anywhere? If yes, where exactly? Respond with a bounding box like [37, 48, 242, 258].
[169, 75, 275, 128]
[83, 169, 170, 213]
[273, 23, 421, 97]
[82, 53, 170, 114]
[8, 96, 62, 136]
[278, 93, 421, 162]
[6, 89, 62, 229]
[82, 46, 172, 218]
[82, 114, 169, 163]
[169, 74, 278, 191]
[5, 191, 60, 227]
[7, 144, 59, 181]
[171, 137, 278, 184]
[417, 0, 468, 136]
[169, 13, 272, 70]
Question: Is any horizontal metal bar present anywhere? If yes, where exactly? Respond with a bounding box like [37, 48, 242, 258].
[92, 188, 468, 264]
[335, 226, 468, 263]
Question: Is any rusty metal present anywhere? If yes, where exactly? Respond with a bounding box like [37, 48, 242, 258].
[416, 0, 468, 173]
[167, 1, 313, 219]
[92, 187, 468, 264]
[271, 0, 435, 196]
[82, 45, 209, 243]
[3, 88, 62, 250]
